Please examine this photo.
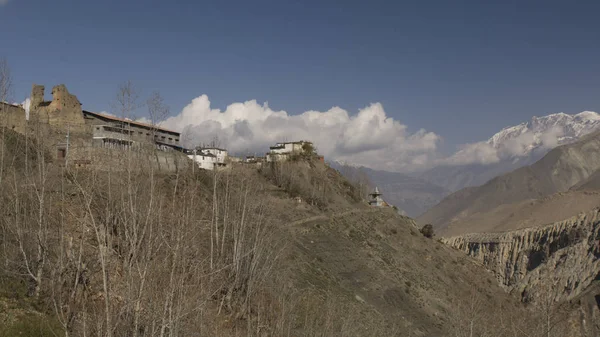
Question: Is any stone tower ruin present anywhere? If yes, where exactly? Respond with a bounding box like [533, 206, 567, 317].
[29, 84, 86, 128]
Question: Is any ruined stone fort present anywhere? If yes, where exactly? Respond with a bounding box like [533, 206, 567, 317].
[0, 84, 188, 171]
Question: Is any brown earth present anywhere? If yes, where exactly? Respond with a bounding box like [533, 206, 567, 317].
[0, 129, 540, 336]
[441, 190, 600, 236]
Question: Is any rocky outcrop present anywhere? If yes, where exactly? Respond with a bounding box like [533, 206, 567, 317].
[443, 209, 600, 304]
[444, 211, 600, 335]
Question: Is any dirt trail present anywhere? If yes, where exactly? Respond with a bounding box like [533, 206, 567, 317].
[288, 208, 375, 226]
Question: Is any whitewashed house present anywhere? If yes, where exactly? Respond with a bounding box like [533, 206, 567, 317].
[198, 147, 228, 168]
[188, 150, 218, 170]
[266, 140, 313, 162]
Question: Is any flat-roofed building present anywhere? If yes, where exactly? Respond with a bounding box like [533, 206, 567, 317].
[266, 140, 314, 162]
[83, 110, 181, 151]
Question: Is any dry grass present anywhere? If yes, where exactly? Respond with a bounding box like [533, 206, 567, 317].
[0, 129, 565, 336]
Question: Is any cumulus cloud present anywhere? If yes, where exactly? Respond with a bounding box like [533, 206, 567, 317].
[161, 95, 441, 172]
[538, 126, 563, 150]
[159, 94, 586, 172]
[98, 111, 115, 117]
[444, 142, 500, 166]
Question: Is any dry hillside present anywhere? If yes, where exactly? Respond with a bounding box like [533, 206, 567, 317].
[0, 129, 555, 337]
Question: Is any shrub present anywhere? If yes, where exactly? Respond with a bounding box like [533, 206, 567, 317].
[302, 142, 315, 155]
[420, 224, 434, 238]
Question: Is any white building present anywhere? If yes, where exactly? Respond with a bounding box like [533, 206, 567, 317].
[198, 147, 228, 165]
[188, 150, 218, 170]
[266, 140, 313, 162]
[244, 155, 266, 163]
[188, 147, 228, 170]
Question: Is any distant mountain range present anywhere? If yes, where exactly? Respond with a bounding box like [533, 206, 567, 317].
[328, 161, 450, 217]
[419, 111, 600, 192]
[418, 129, 600, 235]
[333, 111, 600, 218]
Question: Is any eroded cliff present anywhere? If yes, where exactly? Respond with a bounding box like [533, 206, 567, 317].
[444, 209, 600, 300]
[443, 210, 600, 335]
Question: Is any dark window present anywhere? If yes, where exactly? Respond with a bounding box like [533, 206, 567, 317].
[57, 148, 66, 159]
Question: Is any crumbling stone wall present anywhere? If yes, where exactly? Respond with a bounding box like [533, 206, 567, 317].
[30, 84, 86, 129]
[3, 83, 188, 171]
[30, 84, 44, 109]
[0, 102, 27, 133]
[25, 84, 92, 161]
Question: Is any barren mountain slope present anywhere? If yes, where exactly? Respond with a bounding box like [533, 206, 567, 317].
[419, 130, 600, 234]
[0, 128, 536, 336]
[441, 190, 600, 236]
[251, 160, 533, 336]
[439, 165, 600, 235]
[571, 167, 600, 191]
[278, 207, 522, 336]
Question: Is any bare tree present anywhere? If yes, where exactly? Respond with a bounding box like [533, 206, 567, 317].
[0, 58, 11, 103]
[115, 80, 140, 121]
[146, 91, 169, 133]
[0, 58, 13, 185]
[146, 91, 170, 169]
[338, 161, 373, 201]
[532, 284, 570, 337]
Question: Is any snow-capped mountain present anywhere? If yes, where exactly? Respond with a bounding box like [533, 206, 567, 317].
[419, 111, 600, 194]
[335, 111, 600, 218]
[487, 111, 600, 158]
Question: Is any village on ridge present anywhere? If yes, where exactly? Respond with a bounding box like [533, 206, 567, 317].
[1, 83, 388, 208]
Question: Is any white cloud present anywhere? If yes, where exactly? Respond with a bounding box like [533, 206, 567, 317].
[444, 142, 500, 166]
[162, 95, 441, 172]
[99, 110, 115, 117]
[442, 125, 566, 166]
[538, 126, 563, 150]
[21, 98, 30, 120]
[160, 94, 590, 172]
[0, 0, 9, 6]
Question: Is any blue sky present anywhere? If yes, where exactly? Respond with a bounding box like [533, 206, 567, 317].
[2, 0, 600, 166]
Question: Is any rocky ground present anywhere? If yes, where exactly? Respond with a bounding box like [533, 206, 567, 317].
[443, 209, 600, 336]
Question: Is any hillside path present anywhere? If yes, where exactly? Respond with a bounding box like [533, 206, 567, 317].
[288, 208, 376, 226]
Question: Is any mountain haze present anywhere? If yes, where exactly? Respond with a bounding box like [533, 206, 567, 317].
[339, 111, 600, 220]
[329, 161, 450, 217]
